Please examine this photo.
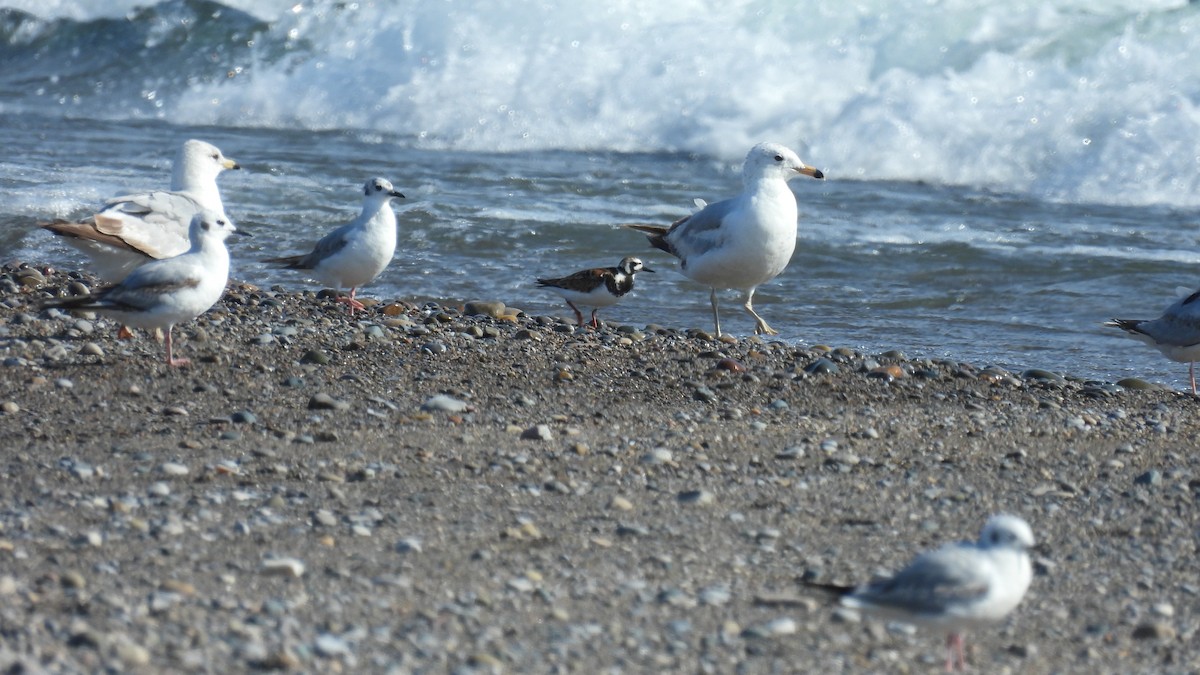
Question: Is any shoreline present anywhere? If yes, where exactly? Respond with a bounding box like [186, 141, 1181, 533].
[0, 263, 1197, 672]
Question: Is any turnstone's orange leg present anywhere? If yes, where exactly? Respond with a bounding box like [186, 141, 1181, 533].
[565, 300, 584, 326]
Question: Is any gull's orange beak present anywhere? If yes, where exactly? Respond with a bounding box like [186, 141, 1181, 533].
[798, 165, 824, 180]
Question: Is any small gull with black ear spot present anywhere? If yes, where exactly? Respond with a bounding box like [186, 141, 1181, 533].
[44, 210, 243, 367]
[264, 177, 405, 313]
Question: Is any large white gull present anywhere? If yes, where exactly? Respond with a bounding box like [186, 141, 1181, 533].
[625, 142, 823, 337]
[40, 139, 240, 282]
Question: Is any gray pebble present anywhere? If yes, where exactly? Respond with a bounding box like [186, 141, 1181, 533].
[1131, 622, 1176, 640]
[463, 301, 506, 318]
[677, 489, 715, 505]
[742, 617, 798, 639]
[698, 585, 732, 606]
[805, 358, 839, 375]
[616, 523, 650, 537]
[395, 537, 423, 554]
[300, 349, 330, 364]
[421, 394, 469, 413]
[1134, 470, 1162, 486]
[776, 446, 805, 459]
[420, 341, 448, 354]
[641, 448, 673, 465]
[309, 393, 350, 411]
[161, 462, 190, 476]
[314, 633, 352, 658]
[520, 424, 553, 441]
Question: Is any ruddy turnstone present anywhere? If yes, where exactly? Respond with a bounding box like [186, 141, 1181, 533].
[804, 514, 1035, 672]
[1106, 287, 1200, 394]
[264, 177, 404, 313]
[45, 211, 241, 367]
[625, 142, 823, 337]
[40, 139, 240, 282]
[536, 256, 653, 328]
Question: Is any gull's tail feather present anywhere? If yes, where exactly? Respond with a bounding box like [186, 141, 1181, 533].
[798, 578, 856, 601]
[40, 219, 133, 251]
[1104, 318, 1145, 334]
[262, 254, 311, 270]
[622, 223, 674, 256]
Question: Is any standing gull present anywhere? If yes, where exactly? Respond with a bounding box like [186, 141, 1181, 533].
[1106, 287, 1200, 394]
[804, 514, 1035, 672]
[39, 139, 240, 281]
[264, 177, 404, 313]
[536, 256, 653, 327]
[625, 142, 823, 337]
[45, 211, 240, 367]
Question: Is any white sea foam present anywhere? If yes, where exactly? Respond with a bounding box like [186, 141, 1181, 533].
[7, 0, 1200, 206]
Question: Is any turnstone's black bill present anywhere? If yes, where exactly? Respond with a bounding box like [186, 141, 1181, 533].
[536, 256, 653, 328]
[263, 177, 405, 314]
[624, 142, 823, 338]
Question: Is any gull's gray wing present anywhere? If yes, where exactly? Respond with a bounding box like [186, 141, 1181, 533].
[664, 196, 739, 260]
[303, 221, 358, 266]
[1136, 289, 1200, 347]
[94, 258, 204, 312]
[89, 190, 205, 258]
[99, 190, 205, 229]
[846, 545, 990, 617]
[266, 222, 357, 270]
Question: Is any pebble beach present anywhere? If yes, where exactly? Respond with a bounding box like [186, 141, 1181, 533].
[0, 264, 1198, 673]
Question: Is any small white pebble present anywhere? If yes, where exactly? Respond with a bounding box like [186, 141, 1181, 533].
[260, 557, 305, 578]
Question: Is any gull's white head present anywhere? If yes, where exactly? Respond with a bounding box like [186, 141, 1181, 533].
[362, 177, 405, 202]
[743, 142, 823, 183]
[188, 210, 239, 246]
[174, 139, 240, 189]
[978, 514, 1035, 551]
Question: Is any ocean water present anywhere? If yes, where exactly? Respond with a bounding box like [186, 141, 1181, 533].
[2, 0, 1200, 389]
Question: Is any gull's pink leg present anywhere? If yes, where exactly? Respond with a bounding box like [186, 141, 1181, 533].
[589, 309, 600, 328]
[943, 632, 966, 672]
[164, 327, 190, 367]
[1190, 362, 1196, 395]
[335, 287, 367, 313]
[566, 301, 584, 326]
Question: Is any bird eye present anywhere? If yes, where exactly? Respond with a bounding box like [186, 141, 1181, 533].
[374, 183, 383, 191]
[212, 153, 220, 160]
[774, 155, 784, 162]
